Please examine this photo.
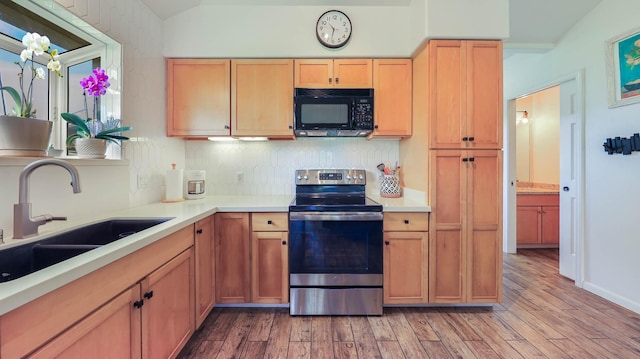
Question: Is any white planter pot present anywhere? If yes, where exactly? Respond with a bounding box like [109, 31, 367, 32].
[74, 138, 107, 159]
[0, 116, 52, 157]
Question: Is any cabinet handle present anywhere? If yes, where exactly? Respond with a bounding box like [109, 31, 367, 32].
[335, 77, 340, 84]
[385, 240, 390, 245]
[289, 125, 293, 129]
[469, 137, 475, 142]
[224, 125, 230, 130]
[196, 229, 203, 234]
[267, 220, 272, 225]
[144, 291, 154, 300]
[469, 157, 475, 162]
[133, 300, 144, 309]
[462, 158, 468, 162]
[462, 137, 468, 141]
[374, 125, 379, 129]
[404, 219, 409, 224]
[328, 78, 332, 84]
[282, 240, 287, 245]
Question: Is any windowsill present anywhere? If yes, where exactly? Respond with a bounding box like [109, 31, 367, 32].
[0, 157, 129, 166]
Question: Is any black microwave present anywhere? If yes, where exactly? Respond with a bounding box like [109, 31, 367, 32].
[294, 88, 374, 137]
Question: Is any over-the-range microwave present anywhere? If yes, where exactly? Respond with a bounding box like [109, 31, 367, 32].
[293, 88, 374, 137]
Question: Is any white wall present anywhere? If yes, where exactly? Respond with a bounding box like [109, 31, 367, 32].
[426, 0, 509, 40]
[504, 0, 640, 312]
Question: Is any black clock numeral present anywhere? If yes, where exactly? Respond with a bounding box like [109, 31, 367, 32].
[322, 21, 327, 25]
[332, 15, 337, 19]
[319, 26, 323, 31]
[343, 22, 347, 26]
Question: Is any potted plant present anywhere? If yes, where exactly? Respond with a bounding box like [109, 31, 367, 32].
[0, 32, 62, 157]
[61, 67, 132, 158]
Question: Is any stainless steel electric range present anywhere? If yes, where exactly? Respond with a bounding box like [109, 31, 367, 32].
[288, 169, 383, 316]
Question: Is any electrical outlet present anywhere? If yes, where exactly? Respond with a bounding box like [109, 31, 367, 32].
[137, 173, 149, 189]
[236, 172, 244, 184]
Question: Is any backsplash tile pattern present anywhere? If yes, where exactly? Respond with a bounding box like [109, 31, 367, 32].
[186, 139, 400, 195]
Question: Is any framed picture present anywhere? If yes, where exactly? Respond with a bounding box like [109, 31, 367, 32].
[606, 26, 640, 108]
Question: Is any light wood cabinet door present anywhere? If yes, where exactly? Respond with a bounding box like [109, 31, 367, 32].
[429, 40, 502, 149]
[251, 231, 289, 304]
[194, 216, 215, 328]
[215, 212, 250, 303]
[541, 206, 559, 244]
[167, 59, 231, 137]
[372, 59, 412, 137]
[517, 206, 541, 244]
[294, 59, 372, 88]
[383, 231, 428, 304]
[429, 149, 502, 303]
[27, 285, 142, 359]
[141, 249, 194, 359]
[231, 59, 294, 138]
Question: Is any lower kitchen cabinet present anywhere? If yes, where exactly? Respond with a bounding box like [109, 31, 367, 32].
[383, 212, 429, 304]
[517, 194, 559, 246]
[215, 212, 251, 303]
[194, 215, 215, 327]
[251, 213, 289, 304]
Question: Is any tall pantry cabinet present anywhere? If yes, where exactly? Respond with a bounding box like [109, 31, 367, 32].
[425, 40, 503, 303]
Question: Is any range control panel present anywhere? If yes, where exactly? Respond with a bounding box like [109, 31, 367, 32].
[295, 169, 366, 185]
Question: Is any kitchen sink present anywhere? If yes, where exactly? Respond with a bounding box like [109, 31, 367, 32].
[0, 218, 173, 283]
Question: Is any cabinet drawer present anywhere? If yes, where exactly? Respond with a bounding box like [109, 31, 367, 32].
[517, 194, 559, 207]
[383, 212, 429, 231]
[252, 213, 288, 232]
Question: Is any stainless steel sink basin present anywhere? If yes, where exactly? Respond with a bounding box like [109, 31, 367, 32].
[0, 218, 173, 282]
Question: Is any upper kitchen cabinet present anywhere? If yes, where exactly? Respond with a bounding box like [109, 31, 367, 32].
[371, 59, 412, 137]
[295, 59, 372, 88]
[231, 59, 294, 138]
[167, 59, 231, 137]
[429, 40, 503, 149]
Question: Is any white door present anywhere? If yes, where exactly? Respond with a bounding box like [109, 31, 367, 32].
[559, 78, 582, 281]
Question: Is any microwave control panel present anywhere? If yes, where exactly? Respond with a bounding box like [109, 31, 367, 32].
[353, 98, 373, 129]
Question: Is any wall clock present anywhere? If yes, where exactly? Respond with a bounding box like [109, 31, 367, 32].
[316, 10, 352, 49]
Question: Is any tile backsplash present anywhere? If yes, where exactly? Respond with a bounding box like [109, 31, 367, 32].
[185, 138, 400, 196]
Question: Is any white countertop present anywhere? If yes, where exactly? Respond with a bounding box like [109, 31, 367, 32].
[0, 193, 429, 315]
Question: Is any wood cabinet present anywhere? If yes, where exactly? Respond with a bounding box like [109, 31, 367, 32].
[194, 216, 215, 328]
[251, 213, 289, 304]
[428, 40, 502, 149]
[231, 59, 294, 138]
[429, 150, 502, 303]
[517, 194, 559, 246]
[167, 59, 231, 137]
[371, 59, 412, 137]
[294, 59, 372, 88]
[383, 212, 429, 304]
[215, 212, 250, 303]
[4, 227, 195, 359]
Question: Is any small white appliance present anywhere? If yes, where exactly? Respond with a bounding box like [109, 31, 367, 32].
[185, 170, 206, 199]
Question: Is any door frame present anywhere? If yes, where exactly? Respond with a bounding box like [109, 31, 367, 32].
[504, 70, 585, 288]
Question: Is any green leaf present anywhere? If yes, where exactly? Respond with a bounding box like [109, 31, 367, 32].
[65, 133, 83, 147]
[61, 112, 91, 136]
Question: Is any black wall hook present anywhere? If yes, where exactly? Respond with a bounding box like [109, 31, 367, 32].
[603, 133, 640, 155]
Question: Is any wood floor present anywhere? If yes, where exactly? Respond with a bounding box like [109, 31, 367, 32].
[177, 249, 640, 359]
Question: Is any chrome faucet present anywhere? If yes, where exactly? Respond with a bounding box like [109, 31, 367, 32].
[13, 159, 82, 239]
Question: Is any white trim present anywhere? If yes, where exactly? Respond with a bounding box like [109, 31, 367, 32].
[583, 282, 640, 314]
[505, 70, 586, 288]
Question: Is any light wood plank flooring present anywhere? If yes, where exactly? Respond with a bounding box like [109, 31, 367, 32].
[178, 249, 640, 358]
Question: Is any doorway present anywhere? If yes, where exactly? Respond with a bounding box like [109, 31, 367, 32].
[505, 72, 585, 287]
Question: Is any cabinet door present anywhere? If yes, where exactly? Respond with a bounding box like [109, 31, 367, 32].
[215, 213, 250, 303]
[466, 41, 503, 149]
[167, 59, 231, 137]
[383, 231, 428, 304]
[372, 59, 412, 137]
[517, 206, 541, 244]
[333, 59, 373, 88]
[141, 249, 194, 359]
[429, 40, 466, 149]
[541, 206, 559, 244]
[429, 150, 466, 303]
[231, 59, 294, 137]
[27, 285, 142, 359]
[294, 59, 333, 88]
[251, 231, 289, 304]
[466, 150, 502, 302]
[194, 216, 215, 328]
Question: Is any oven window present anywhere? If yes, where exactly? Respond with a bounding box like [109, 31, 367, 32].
[289, 219, 382, 274]
[300, 104, 349, 124]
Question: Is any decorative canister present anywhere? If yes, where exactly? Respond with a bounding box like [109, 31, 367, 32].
[380, 174, 401, 198]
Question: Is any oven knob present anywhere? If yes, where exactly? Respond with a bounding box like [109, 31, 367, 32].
[296, 175, 302, 180]
[303, 175, 308, 181]
[346, 175, 352, 180]
[358, 175, 364, 180]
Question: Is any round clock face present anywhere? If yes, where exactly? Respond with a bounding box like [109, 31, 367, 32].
[316, 10, 352, 48]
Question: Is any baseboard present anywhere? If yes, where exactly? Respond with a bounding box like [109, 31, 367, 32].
[582, 281, 640, 314]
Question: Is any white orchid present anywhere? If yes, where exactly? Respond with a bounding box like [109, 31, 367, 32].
[0, 32, 63, 117]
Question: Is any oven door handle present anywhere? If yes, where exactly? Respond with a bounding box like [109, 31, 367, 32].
[290, 212, 383, 221]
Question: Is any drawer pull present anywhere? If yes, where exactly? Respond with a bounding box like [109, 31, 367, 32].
[267, 220, 273, 225]
[385, 240, 390, 245]
[404, 219, 409, 224]
[196, 229, 203, 234]
[282, 240, 287, 245]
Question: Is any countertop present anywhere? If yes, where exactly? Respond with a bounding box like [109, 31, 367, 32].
[0, 194, 430, 315]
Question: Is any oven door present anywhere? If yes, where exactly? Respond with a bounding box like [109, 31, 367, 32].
[288, 211, 383, 285]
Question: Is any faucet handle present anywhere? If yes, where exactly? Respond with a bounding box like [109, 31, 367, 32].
[51, 216, 67, 221]
[41, 214, 67, 223]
